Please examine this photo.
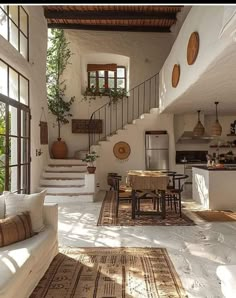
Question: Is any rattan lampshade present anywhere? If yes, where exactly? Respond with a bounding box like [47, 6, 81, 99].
[211, 102, 222, 136]
[193, 110, 205, 136]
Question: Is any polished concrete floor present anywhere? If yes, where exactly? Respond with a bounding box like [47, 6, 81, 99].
[55, 191, 236, 298]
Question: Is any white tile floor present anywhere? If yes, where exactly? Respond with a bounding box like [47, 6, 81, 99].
[55, 191, 236, 298]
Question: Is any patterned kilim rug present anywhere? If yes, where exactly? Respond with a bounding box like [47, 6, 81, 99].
[194, 210, 236, 222]
[30, 247, 187, 298]
[97, 191, 195, 226]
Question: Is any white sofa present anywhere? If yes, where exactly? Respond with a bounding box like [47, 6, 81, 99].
[216, 265, 236, 297]
[0, 197, 58, 298]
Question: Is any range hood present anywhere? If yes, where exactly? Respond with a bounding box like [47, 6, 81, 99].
[177, 131, 213, 143]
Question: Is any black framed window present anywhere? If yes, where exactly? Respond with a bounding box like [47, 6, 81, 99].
[0, 5, 29, 60]
[88, 66, 126, 93]
[0, 59, 30, 194]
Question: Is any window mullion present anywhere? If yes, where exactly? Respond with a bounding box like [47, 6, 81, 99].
[5, 104, 9, 191]
[96, 71, 99, 91]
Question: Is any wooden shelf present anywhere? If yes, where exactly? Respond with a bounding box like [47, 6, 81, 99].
[209, 145, 231, 148]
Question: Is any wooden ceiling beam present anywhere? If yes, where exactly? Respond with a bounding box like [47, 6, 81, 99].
[44, 9, 177, 21]
[47, 23, 171, 33]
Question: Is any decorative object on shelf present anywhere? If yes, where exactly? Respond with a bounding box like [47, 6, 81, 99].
[72, 119, 103, 134]
[82, 151, 99, 174]
[193, 110, 205, 136]
[113, 141, 131, 160]
[211, 101, 222, 136]
[187, 32, 200, 65]
[47, 29, 75, 159]
[172, 64, 180, 88]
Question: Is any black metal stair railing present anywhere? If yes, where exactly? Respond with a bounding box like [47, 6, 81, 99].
[88, 72, 159, 149]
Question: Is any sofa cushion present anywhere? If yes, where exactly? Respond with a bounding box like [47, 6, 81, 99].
[4, 190, 47, 233]
[0, 211, 34, 247]
[0, 195, 5, 219]
[0, 226, 57, 297]
[216, 264, 236, 297]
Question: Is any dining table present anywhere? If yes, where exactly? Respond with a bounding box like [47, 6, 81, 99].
[127, 170, 169, 219]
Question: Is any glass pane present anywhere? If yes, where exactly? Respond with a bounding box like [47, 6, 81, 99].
[99, 78, 105, 89]
[0, 167, 5, 193]
[117, 68, 125, 78]
[0, 5, 7, 12]
[9, 137, 18, 166]
[0, 8, 8, 39]
[20, 7, 27, 36]
[0, 61, 8, 96]
[117, 79, 125, 89]
[9, 106, 17, 136]
[9, 165, 17, 192]
[0, 135, 6, 158]
[108, 78, 114, 88]
[98, 71, 104, 77]
[9, 20, 18, 51]
[89, 71, 96, 77]
[89, 78, 96, 88]
[21, 110, 29, 137]
[9, 6, 18, 25]
[21, 138, 29, 163]
[9, 68, 18, 101]
[0, 102, 6, 135]
[20, 33, 27, 59]
[108, 71, 115, 78]
[21, 164, 27, 191]
[20, 76, 28, 105]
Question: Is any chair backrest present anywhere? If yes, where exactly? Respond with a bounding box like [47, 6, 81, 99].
[161, 171, 177, 188]
[173, 174, 189, 192]
[107, 173, 121, 189]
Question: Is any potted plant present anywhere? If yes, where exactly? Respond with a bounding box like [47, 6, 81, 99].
[82, 151, 99, 174]
[47, 29, 75, 159]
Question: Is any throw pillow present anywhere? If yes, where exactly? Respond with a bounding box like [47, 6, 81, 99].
[4, 189, 47, 233]
[0, 211, 34, 247]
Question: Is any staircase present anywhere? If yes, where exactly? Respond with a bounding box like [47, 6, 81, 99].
[40, 159, 97, 203]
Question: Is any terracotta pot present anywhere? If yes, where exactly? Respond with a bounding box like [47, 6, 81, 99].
[51, 139, 68, 159]
[87, 166, 96, 174]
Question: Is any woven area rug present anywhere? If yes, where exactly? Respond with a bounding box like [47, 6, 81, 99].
[97, 191, 195, 226]
[30, 247, 187, 298]
[194, 210, 236, 222]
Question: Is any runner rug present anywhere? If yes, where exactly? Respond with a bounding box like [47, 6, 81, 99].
[30, 247, 187, 298]
[194, 210, 236, 222]
[97, 191, 195, 226]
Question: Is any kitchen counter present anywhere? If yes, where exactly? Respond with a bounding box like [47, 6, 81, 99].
[192, 166, 236, 210]
[192, 165, 236, 171]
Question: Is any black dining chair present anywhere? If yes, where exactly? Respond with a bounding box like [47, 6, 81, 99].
[168, 174, 189, 217]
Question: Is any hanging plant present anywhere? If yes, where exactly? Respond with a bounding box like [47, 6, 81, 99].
[46, 29, 75, 141]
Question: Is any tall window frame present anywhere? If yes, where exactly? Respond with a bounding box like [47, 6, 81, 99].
[0, 5, 29, 60]
[0, 59, 30, 194]
[88, 66, 127, 93]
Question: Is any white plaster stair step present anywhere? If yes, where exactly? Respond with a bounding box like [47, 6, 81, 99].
[40, 178, 85, 186]
[39, 186, 90, 194]
[150, 108, 159, 114]
[42, 171, 86, 179]
[45, 165, 87, 172]
[48, 158, 84, 165]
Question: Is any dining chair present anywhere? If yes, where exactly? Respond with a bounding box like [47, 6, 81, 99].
[168, 174, 189, 217]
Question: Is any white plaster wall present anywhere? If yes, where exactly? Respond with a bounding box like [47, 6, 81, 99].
[94, 112, 175, 190]
[48, 29, 176, 157]
[0, 6, 49, 192]
[159, 6, 236, 112]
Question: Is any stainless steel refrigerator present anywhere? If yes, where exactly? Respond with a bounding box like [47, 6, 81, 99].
[145, 131, 169, 170]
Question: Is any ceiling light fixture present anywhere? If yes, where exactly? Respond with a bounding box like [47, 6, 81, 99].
[193, 110, 205, 136]
[211, 101, 222, 136]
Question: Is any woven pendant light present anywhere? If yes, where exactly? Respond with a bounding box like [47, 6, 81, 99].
[211, 101, 222, 136]
[193, 110, 205, 136]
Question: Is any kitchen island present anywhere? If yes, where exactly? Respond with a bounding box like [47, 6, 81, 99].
[192, 166, 236, 210]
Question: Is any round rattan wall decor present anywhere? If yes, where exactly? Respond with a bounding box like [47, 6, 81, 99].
[172, 64, 180, 88]
[187, 32, 199, 65]
[113, 141, 131, 160]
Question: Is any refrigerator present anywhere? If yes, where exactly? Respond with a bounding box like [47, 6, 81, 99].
[145, 131, 169, 170]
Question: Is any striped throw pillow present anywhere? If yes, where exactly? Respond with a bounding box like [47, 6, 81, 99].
[0, 211, 34, 247]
